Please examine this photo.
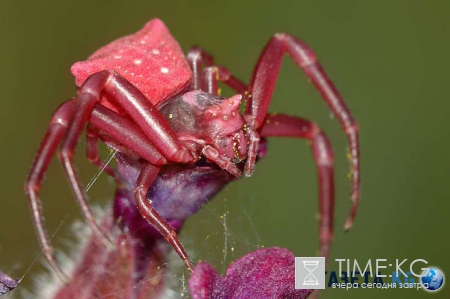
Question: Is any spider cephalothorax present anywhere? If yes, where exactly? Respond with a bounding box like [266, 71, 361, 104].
[25, 19, 360, 279]
[159, 91, 249, 170]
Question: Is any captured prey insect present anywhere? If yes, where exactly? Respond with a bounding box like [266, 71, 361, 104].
[25, 19, 360, 279]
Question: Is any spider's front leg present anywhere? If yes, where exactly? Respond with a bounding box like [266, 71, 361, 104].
[259, 114, 334, 259]
[246, 33, 361, 232]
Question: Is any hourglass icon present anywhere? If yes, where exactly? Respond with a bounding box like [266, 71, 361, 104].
[302, 261, 319, 285]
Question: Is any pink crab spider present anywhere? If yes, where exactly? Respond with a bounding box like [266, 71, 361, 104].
[25, 19, 360, 279]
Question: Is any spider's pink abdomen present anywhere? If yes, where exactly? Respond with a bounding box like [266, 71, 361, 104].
[71, 18, 192, 107]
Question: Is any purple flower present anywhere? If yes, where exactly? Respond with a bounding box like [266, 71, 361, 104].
[113, 153, 236, 243]
[27, 141, 305, 299]
[189, 247, 312, 299]
[49, 209, 168, 299]
[29, 155, 242, 298]
[0, 271, 19, 296]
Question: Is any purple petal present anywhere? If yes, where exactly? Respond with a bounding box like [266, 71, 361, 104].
[0, 271, 19, 296]
[189, 247, 312, 299]
[114, 154, 235, 242]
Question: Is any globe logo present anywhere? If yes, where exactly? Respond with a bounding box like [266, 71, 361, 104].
[421, 268, 444, 291]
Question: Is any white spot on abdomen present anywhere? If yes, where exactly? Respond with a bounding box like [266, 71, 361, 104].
[161, 67, 169, 74]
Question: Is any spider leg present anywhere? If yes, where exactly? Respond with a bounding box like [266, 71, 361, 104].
[96, 132, 145, 161]
[134, 163, 194, 272]
[56, 75, 117, 257]
[25, 99, 76, 281]
[202, 66, 248, 96]
[50, 70, 198, 271]
[202, 145, 242, 177]
[187, 46, 214, 90]
[202, 67, 219, 95]
[88, 103, 194, 270]
[57, 70, 197, 243]
[86, 123, 118, 180]
[89, 104, 167, 165]
[187, 47, 247, 94]
[259, 113, 334, 259]
[246, 34, 360, 230]
[105, 71, 198, 162]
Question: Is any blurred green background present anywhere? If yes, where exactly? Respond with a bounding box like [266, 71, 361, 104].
[0, 1, 449, 298]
